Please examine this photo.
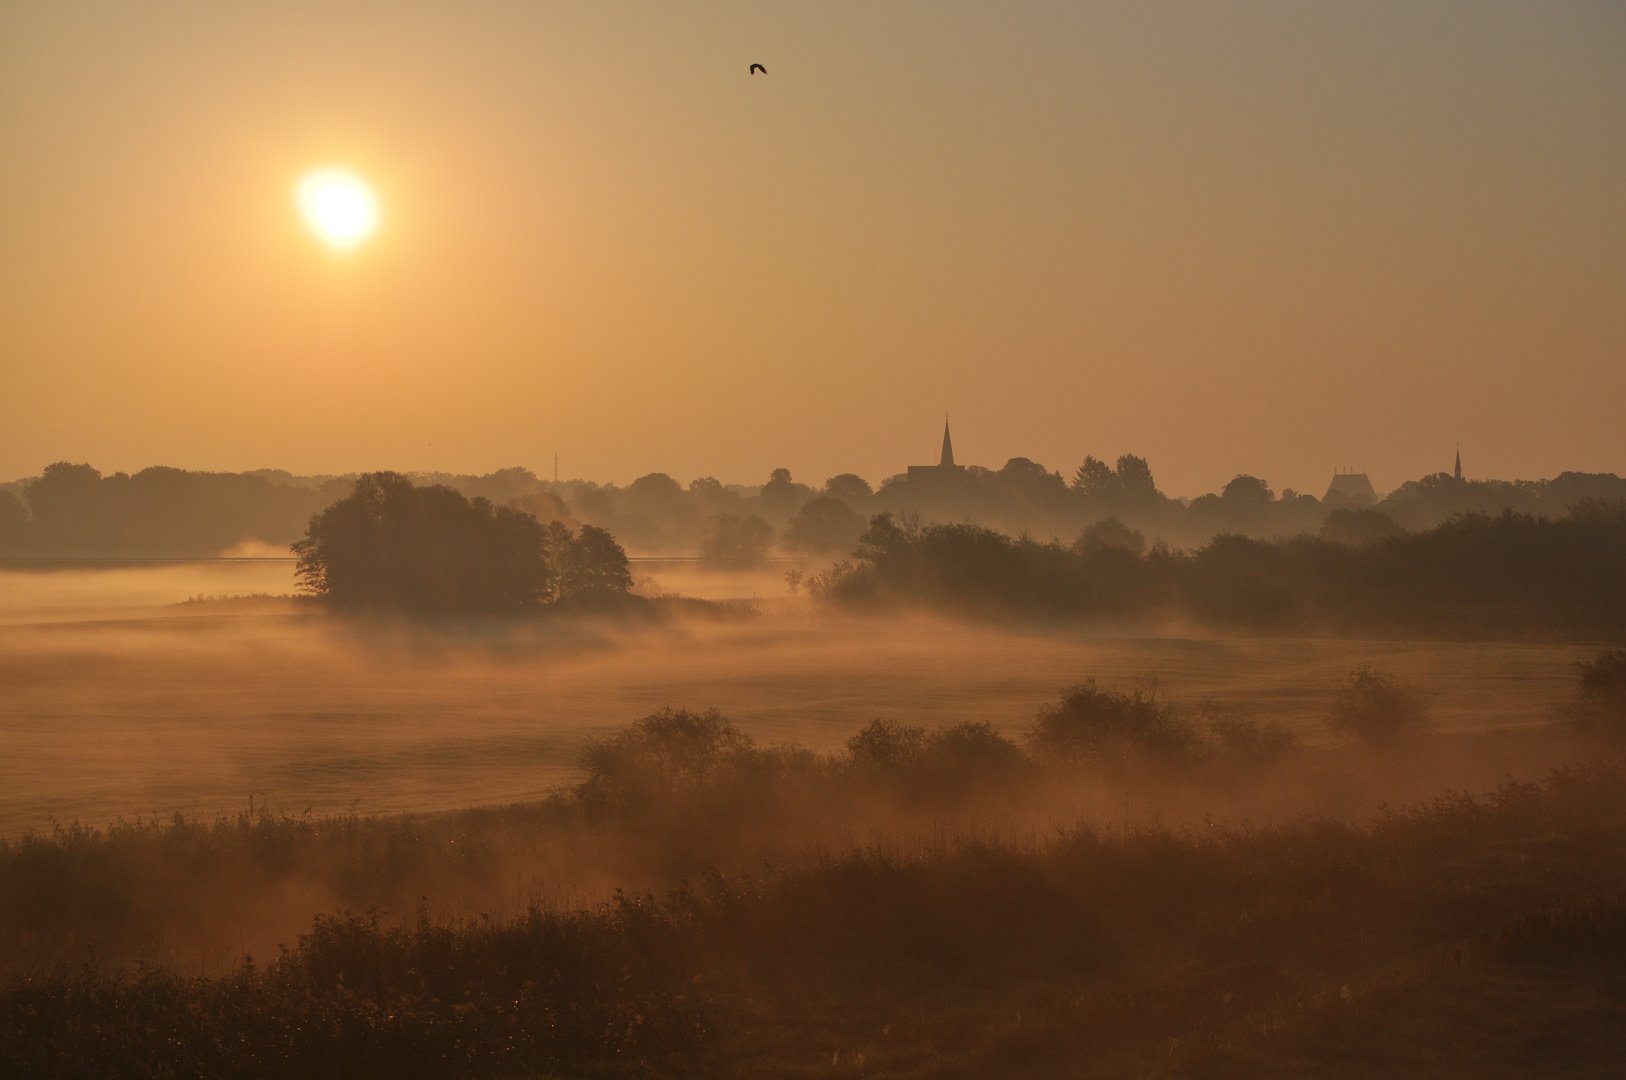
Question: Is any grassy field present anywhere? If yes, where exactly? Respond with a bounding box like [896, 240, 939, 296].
[0, 564, 1593, 836]
[4, 564, 1622, 1076]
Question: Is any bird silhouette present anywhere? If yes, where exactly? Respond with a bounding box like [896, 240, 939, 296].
[749, 63, 766, 75]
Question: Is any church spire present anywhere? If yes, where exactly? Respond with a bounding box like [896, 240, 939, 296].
[940, 416, 955, 467]
[1454, 446, 1462, 481]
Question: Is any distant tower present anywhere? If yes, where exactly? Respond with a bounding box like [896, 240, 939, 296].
[1454, 446, 1462, 481]
[907, 417, 968, 484]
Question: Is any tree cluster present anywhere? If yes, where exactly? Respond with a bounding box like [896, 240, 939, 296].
[293, 473, 631, 614]
[810, 500, 1626, 639]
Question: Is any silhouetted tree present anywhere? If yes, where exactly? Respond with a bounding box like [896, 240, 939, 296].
[757, 469, 815, 520]
[1071, 456, 1117, 496]
[1571, 649, 1626, 735]
[1320, 508, 1402, 546]
[1074, 517, 1146, 556]
[998, 457, 1069, 505]
[822, 473, 874, 503]
[1222, 475, 1274, 506]
[783, 497, 865, 554]
[700, 514, 775, 565]
[22, 463, 108, 552]
[0, 490, 26, 551]
[509, 490, 576, 529]
[560, 524, 634, 602]
[17, 461, 335, 557]
[1114, 455, 1158, 500]
[292, 472, 552, 613]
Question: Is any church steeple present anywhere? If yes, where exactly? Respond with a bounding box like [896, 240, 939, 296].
[940, 417, 955, 467]
[1454, 446, 1462, 481]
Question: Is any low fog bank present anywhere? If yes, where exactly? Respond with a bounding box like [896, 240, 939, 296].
[5, 650, 1622, 974]
[5, 561, 1625, 1075]
[0, 584, 1588, 838]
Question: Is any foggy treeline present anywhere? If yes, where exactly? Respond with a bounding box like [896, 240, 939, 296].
[814, 501, 1626, 639]
[4, 455, 1625, 559]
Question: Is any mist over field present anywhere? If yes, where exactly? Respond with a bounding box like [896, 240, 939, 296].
[5, 1, 1625, 1074]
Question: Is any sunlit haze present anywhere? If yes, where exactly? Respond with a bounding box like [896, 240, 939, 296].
[296, 169, 378, 250]
[1, 1, 1621, 494]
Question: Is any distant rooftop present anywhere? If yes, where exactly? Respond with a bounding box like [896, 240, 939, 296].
[1324, 470, 1378, 506]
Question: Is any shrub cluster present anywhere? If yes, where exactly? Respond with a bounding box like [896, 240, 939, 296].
[571, 682, 1308, 827]
[1566, 648, 1626, 736]
[1323, 664, 1435, 746]
[1, 903, 705, 1079]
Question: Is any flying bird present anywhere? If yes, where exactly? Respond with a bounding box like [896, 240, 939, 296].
[749, 63, 766, 75]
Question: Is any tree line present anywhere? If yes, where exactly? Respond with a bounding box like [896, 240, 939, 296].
[809, 500, 1626, 639]
[5, 456, 1625, 561]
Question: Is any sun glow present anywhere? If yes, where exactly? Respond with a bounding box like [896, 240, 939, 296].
[295, 169, 378, 250]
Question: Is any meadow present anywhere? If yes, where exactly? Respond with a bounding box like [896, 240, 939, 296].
[4, 562, 1622, 1077]
[0, 562, 1590, 836]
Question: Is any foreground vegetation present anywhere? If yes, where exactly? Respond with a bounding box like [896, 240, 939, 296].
[5, 762, 1625, 1077]
[4, 658, 1625, 1077]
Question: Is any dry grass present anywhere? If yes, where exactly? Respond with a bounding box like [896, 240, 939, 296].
[3, 763, 1623, 1077]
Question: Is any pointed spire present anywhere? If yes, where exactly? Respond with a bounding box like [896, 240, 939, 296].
[1454, 446, 1462, 481]
[940, 416, 955, 467]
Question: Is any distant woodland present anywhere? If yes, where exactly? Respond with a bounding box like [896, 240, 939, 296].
[812, 501, 1626, 640]
[2, 455, 1625, 561]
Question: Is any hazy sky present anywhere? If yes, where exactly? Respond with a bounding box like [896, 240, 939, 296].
[2, 2, 1622, 497]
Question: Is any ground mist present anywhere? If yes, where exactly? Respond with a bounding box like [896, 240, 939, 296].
[5, 679, 1625, 1077]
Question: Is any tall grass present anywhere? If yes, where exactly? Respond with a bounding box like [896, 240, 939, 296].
[6, 762, 1625, 1077]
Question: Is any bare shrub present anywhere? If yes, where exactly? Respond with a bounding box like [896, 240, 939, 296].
[1324, 665, 1434, 747]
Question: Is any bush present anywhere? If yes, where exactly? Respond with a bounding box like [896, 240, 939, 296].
[575, 708, 817, 817]
[1202, 708, 1299, 764]
[1026, 680, 1202, 764]
[845, 719, 1026, 798]
[1570, 649, 1626, 734]
[577, 707, 756, 814]
[1324, 665, 1434, 747]
[846, 718, 929, 771]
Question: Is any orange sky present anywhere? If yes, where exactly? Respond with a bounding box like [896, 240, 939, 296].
[1, 1, 1622, 498]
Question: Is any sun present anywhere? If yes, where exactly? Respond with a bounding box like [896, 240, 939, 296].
[295, 169, 378, 250]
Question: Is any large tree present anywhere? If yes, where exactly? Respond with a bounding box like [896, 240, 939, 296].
[293, 472, 552, 613]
